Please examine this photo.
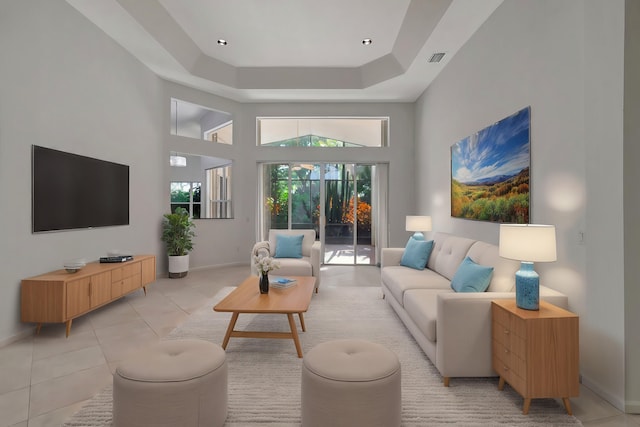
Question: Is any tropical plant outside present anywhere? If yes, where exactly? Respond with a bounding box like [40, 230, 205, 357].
[265, 163, 372, 234]
[170, 182, 201, 218]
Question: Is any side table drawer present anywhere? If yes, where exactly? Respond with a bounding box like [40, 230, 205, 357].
[494, 306, 525, 337]
[492, 339, 527, 379]
[492, 315, 526, 358]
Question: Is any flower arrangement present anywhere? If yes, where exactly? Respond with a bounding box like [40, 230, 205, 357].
[253, 255, 280, 275]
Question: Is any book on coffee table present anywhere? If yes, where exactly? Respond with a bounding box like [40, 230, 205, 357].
[270, 277, 297, 288]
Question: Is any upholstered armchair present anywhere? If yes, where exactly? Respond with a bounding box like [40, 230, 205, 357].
[251, 229, 321, 292]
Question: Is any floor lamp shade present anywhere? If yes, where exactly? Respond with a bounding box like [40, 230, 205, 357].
[499, 224, 557, 310]
[406, 216, 432, 240]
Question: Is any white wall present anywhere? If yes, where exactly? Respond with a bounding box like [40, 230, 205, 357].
[0, 0, 165, 345]
[163, 80, 417, 270]
[624, 0, 640, 412]
[415, 0, 629, 410]
[582, 0, 627, 410]
[0, 0, 415, 346]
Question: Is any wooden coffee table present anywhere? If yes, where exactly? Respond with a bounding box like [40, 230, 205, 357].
[213, 275, 316, 358]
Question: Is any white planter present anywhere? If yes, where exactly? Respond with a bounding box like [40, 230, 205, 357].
[168, 254, 189, 278]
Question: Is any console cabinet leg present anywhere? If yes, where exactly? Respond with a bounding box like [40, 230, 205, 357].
[36, 323, 42, 335]
[498, 376, 505, 391]
[523, 398, 531, 415]
[562, 397, 573, 415]
[65, 319, 72, 338]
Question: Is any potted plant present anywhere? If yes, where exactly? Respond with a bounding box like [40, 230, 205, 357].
[161, 207, 196, 278]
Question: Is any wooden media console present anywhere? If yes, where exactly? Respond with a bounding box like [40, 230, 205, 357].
[21, 255, 156, 337]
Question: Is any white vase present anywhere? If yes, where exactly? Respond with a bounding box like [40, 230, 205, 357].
[168, 254, 189, 278]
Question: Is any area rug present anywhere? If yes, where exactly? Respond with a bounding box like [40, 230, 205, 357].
[63, 286, 582, 426]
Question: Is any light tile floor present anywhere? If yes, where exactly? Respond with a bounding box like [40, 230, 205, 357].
[1, 264, 637, 426]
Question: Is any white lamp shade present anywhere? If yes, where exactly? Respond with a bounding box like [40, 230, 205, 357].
[499, 224, 557, 262]
[406, 216, 432, 232]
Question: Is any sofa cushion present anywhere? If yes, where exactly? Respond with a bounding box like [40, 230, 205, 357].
[269, 229, 316, 257]
[466, 241, 519, 292]
[451, 256, 494, 292]
[400, 238, 434, 270]
[404, 289, 452, 342]
[274, 234, 304, 258]
[272, 257, 313, 277]
[382, 266, 451, 305]
[427, 233, 477, 280]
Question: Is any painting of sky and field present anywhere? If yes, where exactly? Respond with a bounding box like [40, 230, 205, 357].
[451, 106, 530, 223]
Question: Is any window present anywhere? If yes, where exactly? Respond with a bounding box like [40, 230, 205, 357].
[171, 98, 233, 144]
[204, 121, 233, 145]
[170, 182, 201, 219]
[206, 165, 232, 219]
[257, 117, 388, 147]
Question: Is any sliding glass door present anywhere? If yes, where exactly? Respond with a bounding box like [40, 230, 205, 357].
[260, 162, 385, 266]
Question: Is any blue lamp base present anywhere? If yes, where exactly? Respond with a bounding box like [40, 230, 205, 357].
[515, 262, 539, 310]
[412, 232, 425, 241]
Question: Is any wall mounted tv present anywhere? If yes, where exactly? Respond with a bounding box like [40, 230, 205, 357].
[32, 145, 130, 233]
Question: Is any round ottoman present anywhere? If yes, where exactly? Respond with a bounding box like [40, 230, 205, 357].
[301, 339, 401, 427]
[113, 339, 227, 427]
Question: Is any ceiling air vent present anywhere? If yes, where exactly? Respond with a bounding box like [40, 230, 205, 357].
[428, 52, 446, 63]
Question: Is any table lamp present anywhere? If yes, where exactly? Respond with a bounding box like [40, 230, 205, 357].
[406, 216, 432, 240]
[498, 224, 557, 310]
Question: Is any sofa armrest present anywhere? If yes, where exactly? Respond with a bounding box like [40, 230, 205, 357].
[435, 287, 569, 380]
[435, 292, 513, 379]
[311, 241, 321, 289]
[381, 248, 404, 268]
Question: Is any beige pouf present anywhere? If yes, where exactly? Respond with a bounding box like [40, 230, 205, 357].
[113, 339, 227, 427]
[301, 339, 401, 427]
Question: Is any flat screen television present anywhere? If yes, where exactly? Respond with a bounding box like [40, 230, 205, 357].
[32, 145, 130, 233]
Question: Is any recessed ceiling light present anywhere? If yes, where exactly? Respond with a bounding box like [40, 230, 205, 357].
[362, 38, 372, 46]
[217, 39, 228, 46]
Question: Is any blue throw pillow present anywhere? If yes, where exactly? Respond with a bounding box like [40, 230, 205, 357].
[400, 237, 434, 270]
[451, 256, 494, 292]
[274, 234, 304, 258]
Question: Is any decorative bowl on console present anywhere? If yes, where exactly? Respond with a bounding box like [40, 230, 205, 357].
[64, 259, 86, 274]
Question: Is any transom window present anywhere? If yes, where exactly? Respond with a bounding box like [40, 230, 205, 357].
[257, 117, 388, 147]
[171, 98, 233, 145]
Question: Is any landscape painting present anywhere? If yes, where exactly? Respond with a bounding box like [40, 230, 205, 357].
[451, 106, 530, 224]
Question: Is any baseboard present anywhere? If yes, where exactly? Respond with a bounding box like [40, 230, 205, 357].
[581, 374, 626, 412]
[0, 327, 34, 349]
[625, 401, 640, 414]
[159, 261, 249, 278]
[187, 262, 248, 273]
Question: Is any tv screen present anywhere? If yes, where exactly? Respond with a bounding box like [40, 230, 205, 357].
[32, 145, 130, 233]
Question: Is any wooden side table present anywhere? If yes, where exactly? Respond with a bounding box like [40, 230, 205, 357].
[491, 299, 579, 415]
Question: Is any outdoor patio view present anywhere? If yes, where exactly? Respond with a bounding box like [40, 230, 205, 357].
[263, 163, 375, 265]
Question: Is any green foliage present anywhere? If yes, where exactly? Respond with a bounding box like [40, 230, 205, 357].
[161, 207, 196, 256]
[265, 163, 373, 229]
[170, 189, 190, 203]
[325, 166, 353, 224]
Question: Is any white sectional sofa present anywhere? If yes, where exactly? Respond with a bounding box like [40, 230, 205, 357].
[381, 232, 568, 386]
